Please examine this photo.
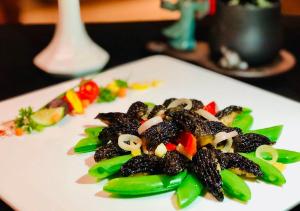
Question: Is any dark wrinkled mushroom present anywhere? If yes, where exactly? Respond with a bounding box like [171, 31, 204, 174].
[192, 148, 224, 201]
[233, 133, 273, 153]
[120, 155, 160, 176]
[127, 101, 148, 120]
[142, 121, 180, 150]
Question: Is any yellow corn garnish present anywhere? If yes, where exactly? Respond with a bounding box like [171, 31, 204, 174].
[106, 81, 120, 94]
[151, 80, 162, 87]
[131, 148, 142, 157]
[130, 83, 151, 90]
[272, 162, 286, 172]
[65, 90, 84, 114]
[129, 80, 162, 91]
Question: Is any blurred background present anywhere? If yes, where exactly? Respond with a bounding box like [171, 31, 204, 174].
[0, 0, 299, 24]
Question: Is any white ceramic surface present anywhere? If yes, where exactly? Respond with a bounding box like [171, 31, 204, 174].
[33, 0, 109, 77]
[1, 56, 300, 211]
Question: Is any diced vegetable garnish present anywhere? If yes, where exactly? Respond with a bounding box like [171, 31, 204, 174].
[65, 90, 84, 114]
[31, 107, 65, 126]
[155, 143, 167, 157]
[117, 88, 127, 98]
[97, 88, 116, 103]
[115, 79, 128, 88]
[165, 143, 177, 151]
[203, 101, 217, 115]
[177, 132, 197, 157]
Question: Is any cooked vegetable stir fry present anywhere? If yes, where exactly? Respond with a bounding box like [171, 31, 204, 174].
[74, 98, 300, 208]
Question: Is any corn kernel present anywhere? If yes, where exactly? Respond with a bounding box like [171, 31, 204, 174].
[131, 148, 142, 157]
[130, 83, 150, 90]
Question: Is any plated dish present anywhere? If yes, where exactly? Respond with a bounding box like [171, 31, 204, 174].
[74, 98, 300, 209]
[1, 56, 300, 211]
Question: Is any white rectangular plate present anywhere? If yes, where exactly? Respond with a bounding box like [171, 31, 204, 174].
[1, 55, 300, 211]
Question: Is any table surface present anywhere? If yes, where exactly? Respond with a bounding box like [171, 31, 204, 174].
[0, 16, 300, 211]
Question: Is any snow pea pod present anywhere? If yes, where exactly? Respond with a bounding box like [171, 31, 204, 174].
[104, 171, 187, 196]
[248, 149, 300, 164]
[231, 113, 253, 132]
[89, 155, 132, 179]
[240, 153, 286, 186]
[144, 102, 155, 109]
[242, 107, 252, 114]
[221, 169, 251, 202]
[74, 137, 101, 153]
[176, 174, 203, 208]
[249, 125, 283, 142]
[84, 126, 104, 137]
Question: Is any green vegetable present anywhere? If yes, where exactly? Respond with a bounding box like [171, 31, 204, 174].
[221, 169, 251, 202]
[89, 155, 132, 179]
[104, 171, 187, 196]
[249, 125, 283, 142]
[242, 107, 252, 114]
[240, 153, 286, 186]
[231, 113, 254, 132]
[74, 137, 101, 153]
[84, 126, 104, 138]
[15, 107, 44, 133]
[248, 149, 300, 164]
[31, 107, 65, 126]
[176, 174, 203, 208]
[144, 102, 155, 109]
[115, 79, 128, 88]
[97, 88, 117, 103]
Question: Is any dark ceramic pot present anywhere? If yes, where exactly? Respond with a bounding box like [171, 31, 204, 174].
[209, 2, 282, 66]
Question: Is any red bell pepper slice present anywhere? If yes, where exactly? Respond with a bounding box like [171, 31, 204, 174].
[203, 101, 217, 115]
[165, 143, 177, 151]
[178, 132, 197, 157]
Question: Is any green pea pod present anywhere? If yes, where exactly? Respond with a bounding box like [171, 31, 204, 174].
[248, 149, 300, 164]
[249, 125, 283, 142]
[89, 155, 132, 179]
[176, 174, 203, 208]
[221, 169, 251, 202]
[240, 153, 286, 186]
[231, 113, 254, 132]
[242, 107, 252, 114]
[74, 137, 101, 153]
[104, 171, 187, 196]
[84, 126, 104, 137]
[144, 102, 155, 109]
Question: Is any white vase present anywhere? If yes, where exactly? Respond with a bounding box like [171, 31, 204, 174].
[34, 0, 109, 77]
